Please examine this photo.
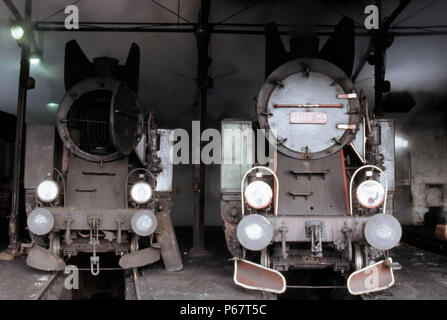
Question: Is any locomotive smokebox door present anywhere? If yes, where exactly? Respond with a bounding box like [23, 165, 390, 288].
[110, 82, 142, 155]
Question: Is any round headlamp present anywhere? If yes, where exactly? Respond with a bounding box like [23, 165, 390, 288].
[131, 209, 157, 237]
[130, 181, 153, 204]
[365, 214, 402, 250]
[244, 180, 273, 209]
[36, 180, 59, 203]
[27, 208, 54, 235]
[237, 214, 274, 251]
[356, 180, 385, 209]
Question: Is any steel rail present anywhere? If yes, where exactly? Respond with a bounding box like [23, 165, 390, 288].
[34, 271, 62, 300]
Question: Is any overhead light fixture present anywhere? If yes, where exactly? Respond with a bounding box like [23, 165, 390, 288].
[46, 102, 59, 109]
[29, 50, 42, 65]
[10, 24, 24, 40]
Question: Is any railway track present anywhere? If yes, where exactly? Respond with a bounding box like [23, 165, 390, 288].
[124, 268, 142, 300]
[34, 271, 63, 300]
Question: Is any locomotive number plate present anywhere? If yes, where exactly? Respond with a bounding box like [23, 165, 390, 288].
[290, 111, 327, 124]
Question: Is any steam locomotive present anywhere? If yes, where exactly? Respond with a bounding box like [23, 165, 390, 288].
[220, 18, 402, 295]
[23, 40, 182, 275]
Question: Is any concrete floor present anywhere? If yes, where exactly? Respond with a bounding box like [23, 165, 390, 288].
[363, 243, 447, 300]
[1, 228, 447, 300]
[126, 228, 273, 300]
[0, 255, 58, 300]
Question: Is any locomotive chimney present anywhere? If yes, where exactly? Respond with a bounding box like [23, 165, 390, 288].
[92, 57, 119, 79]
[289, 35, 320, 59]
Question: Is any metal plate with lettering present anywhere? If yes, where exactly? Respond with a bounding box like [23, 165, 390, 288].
[290, 111, 327, 124]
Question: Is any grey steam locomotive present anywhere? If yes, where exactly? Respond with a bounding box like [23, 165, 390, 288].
[23, 40, 182, 275]
[220, 19, 402, 295]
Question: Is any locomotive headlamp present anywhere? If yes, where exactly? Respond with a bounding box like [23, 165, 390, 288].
[131, 209, 157, 237]
[130, 181, 153, 204]
[365, 214, 402, 250]
[27, 208, 54, 235]
[237, 214, 274, 251]
[356, 180, 385, 209]
[244, 181, 273, 209]
[36, 180, 59, 203]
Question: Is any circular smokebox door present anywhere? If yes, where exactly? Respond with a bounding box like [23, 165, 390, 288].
[110, 82, 143, 156]
[256, 58, 361, 160]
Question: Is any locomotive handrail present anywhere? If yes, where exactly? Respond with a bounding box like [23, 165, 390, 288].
[349, 165, 388, 216]
[125, 168, 157, 210]
[53, 167, 66, 208]
[241, 166, 279, 217]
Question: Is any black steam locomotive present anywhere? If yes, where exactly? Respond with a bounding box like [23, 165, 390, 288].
[23, 40, 182, 275]
[220, 18, 401, 295]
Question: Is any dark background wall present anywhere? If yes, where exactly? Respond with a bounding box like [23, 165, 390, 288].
[1, 0, 446, 226]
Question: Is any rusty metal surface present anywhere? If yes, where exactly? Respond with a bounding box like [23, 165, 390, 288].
[234, 259, 286, 293]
